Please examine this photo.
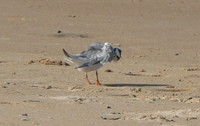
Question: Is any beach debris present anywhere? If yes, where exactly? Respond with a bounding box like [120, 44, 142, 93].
[68, 15, 76, 18]
[101, 116, 121, 120]
[107, 106, 112, 109]
[186, 117, 198, 121]
[49, 96, 98, 104]
[54, 30, 66, 37]
[139, 114, 174, 122]
[185, 67, 200, 71]
[67, 86, 85, 91]
[21, 118, 30, 121]
[53, 31, 89, 38]
[21, 113, 30, 121]
[104, 69, 113, 72]
[175, 52, 181, 56]
[140, 69, 146, 72]
[4, 82, 10, 85]
[184, 96, 200, 103]
[43, 85, 52, 89]
[22, 113, 28, 116]
[27, 60, 35, 64]
[12, 72, 16, 75]
[102, 108, 200, 122]
[27, 58, 69, 66]
[2, 85, 7, 88]
[101, 112, 122, 120]
[130, 88, 141, 93]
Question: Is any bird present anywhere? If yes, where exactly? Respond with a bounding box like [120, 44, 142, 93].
[62, 42, 122, 85]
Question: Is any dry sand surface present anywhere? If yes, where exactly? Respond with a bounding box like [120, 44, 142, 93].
[1, 0, 200, 126]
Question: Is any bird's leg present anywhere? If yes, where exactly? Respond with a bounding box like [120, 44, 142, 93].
[85, 73, 94, 85]
[96, 71, 102, 85]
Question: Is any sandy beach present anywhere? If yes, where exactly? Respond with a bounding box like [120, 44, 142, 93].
[1, 0, 200, 126]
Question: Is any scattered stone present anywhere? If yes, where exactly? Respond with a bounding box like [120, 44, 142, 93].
[39, 59, 62, 65]
[111, 112, 121, 114]
[54, 30, 66, 37]
[27, 58, 70, 66]
[104, 69, 113, 72]
[101, 112, 121, 120]
[151, 74, 162, 77]
[2, 86, 7, 88]
[79, 34, 88, 38]
[184, 97, 200, 103]
[45, 86, 52, 89]
[186, 67, 200, 71]
[140, 69, 146, 72]
[170, 97, 182, 102]
[107, 106, 112, 109]
[186, 117, 198, 121]
[57, 30, 62, 33]
[21, 118, 30, 121]
[27, 60, 35, 64]
[68, 86, 85, 91]
[22, 113, 28, 116]
[12, 72, 16, 75]
[132, 95, 137, 97]
[101, 116, 121, 120]
[4, 82, 10, 85]
[124, 72, 135, 76]
[130, 88, 141, 93]
[49, 96, 98, 104]
[68, 15, 76, 18]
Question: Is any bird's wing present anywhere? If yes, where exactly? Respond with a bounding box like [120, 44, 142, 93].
[77, 42, 114, 68]
[80, 42, 104, 56]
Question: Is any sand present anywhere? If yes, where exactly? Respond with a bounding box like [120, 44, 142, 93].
[0, 0, 200, 126]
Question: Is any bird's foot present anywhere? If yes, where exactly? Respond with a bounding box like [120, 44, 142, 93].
[96, 80, 102, 85]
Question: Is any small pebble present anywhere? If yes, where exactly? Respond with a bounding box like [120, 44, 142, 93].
[107, 106, 112, 109]
[22, 113, 28, 116]
[45, 86, 52, 89]
[140, 69, 146, 72]
[57, 30, 62, 33]
[104, 69, 113, 72]
[4, 82, 10, 85]
[27, 60, 35, 64]
[12, 72, 16, 75]
[2, 86, 7, 88]
[21, 118, 30, 121]
[186, 117, 197, 121]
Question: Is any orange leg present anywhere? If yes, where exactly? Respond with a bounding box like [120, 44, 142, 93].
[85, 73, 94, 85]
[96, 71, 102, 85]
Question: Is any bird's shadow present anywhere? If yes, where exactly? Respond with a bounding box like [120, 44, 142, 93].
[104, 83, 168, 87]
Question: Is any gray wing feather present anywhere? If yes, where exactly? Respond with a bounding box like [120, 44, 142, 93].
[77, 42, 114, 68]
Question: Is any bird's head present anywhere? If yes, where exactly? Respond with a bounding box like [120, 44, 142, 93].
[113, 48, 122, 61]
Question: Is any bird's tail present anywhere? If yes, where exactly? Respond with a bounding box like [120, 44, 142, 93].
[62, 49, 70, 57]
[62, 49, 75, 63]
